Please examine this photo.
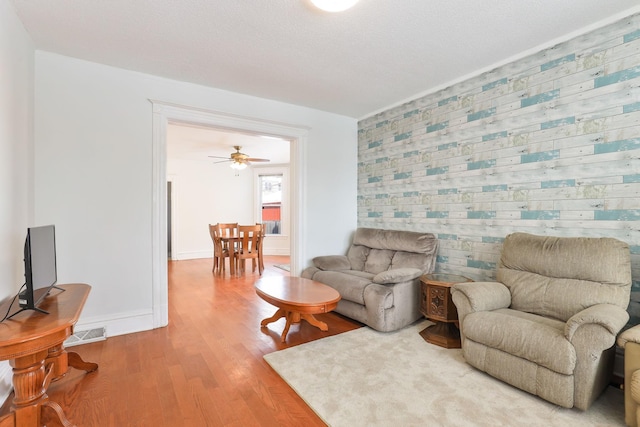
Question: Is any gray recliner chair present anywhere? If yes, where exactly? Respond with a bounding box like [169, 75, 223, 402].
[451, 232, 631, 410]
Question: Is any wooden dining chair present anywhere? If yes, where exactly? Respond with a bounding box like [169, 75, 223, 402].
[255, 222, 266, 273]
[209, 223, 238, 274]
[235, 224, 263, 275]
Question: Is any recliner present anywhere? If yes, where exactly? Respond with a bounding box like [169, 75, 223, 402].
[451, 232, 631, 410]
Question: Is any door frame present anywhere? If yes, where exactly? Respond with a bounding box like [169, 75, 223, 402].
[151, 100, 309, 328]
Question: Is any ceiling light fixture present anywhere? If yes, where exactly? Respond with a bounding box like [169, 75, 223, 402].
[230, 161, 247, 171]
[310, 0, 359, 12]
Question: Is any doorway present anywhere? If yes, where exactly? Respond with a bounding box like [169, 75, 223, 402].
[167, 180, 172, 259]
[151, 101, 309, 328]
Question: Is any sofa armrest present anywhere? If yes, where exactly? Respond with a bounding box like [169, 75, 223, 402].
[451, 281, 511, 313]
[372, 268, 422, 284]
[301, 266, 320, 279]
[618, 324, 640, 348]
[565, 303, 629, 342]
[313, 255, 351, 271]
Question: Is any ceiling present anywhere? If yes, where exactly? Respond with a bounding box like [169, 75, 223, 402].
[9, 0, 640, 120]
[9, 1, 640, 163]
[166, 123, 290, 164]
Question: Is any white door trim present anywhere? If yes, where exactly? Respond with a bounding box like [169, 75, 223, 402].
[151, 100, 309, 328]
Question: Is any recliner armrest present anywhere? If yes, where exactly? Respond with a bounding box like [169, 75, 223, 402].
[451, 281, 511, 313]
[565, 303, 629, 342]
[312, 255, 351, 271]
[301, 266, 320, 279]
[618, 324, 640, 348]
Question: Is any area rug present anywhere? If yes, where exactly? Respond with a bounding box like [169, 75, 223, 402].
[274, 264, 290, 272]
[263, 320, 625, 427]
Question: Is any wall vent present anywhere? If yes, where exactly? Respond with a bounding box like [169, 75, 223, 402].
[64, 327, 106, 347]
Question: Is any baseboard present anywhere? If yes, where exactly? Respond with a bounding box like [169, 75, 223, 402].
[264, 249, 290, 256]
[173, 250, 211, 260]
[84, 310, 154, 337]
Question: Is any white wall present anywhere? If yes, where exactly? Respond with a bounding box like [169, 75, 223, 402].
[0, 0, 34, 403]
[167, 161, 291, 260]
[34, 51, 357, 336]
[167, 159, 255, 260]
[0, 0, 33, 295]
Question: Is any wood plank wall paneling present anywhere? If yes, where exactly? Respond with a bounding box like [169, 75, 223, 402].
[357, 13, 640, 323]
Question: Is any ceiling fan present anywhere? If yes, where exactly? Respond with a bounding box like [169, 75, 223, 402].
[209, 145, 270, 170]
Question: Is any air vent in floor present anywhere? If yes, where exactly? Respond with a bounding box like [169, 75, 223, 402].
[64, 327, 106, 347]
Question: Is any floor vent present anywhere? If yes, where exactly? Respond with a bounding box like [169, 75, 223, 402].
[64, 327, 106, 347]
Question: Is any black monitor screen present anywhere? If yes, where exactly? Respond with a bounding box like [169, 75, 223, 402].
[26, 225, 57, 295]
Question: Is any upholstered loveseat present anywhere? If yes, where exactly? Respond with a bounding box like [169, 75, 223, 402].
[451, 232, 631, 410]
[301, 227, 438, 332]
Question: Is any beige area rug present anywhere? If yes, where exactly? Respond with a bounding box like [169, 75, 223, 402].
[263, 320, 625, 427]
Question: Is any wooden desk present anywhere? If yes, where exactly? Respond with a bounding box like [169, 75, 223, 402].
[0, 283, 98, 427]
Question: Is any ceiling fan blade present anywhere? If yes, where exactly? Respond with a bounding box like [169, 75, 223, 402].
[212, 159, 232, 164]
[208, 155, 232, 160]
[245, 157, 270, 162]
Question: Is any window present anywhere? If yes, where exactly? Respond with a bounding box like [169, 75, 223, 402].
[259, 174, 282, 235]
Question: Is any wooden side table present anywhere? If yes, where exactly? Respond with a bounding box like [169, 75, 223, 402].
[0, 284, 98, 427]
[419, 273, 472, 348]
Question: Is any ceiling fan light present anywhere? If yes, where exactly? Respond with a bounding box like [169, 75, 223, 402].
[310, 0, 359, 12]
[230, 161, 247, 171]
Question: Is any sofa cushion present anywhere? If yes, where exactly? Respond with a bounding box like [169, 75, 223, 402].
[347, 245, 370, 271]
[464, 308, 575, 375]
[312, 270, 374, 305]
[498, 233, 632, 321]
[313, 255, 351, 271]
[353, 227, 438, 253]
[364, 249, 395, 274]
[391, 251, 433, 271]
[372, 268, 422, 284]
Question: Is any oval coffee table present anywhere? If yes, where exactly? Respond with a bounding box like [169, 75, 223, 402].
[255, 276, 341, 342]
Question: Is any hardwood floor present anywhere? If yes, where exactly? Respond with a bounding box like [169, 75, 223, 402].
[6, 256, 362, 426]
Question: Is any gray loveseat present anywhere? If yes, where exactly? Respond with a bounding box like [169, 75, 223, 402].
[301, 228, 438, 332]
[451, 232, 632, 410]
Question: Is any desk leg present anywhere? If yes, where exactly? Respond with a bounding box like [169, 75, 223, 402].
[68, 352, 98, 373]
[8, 346, 98, 427]
[11, 351, 75, 427]
[47, 344, 99, 381]
[10, 350, 48, 427]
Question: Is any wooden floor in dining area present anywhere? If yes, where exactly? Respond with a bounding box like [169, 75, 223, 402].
[26, 256, 362, 427]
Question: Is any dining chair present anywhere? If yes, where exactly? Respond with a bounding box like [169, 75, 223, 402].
[209, 223, 238, 274]
[235, 224, 263, 275]
[255, 222, 266, 273]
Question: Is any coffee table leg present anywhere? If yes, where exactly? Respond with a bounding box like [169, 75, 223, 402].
[281, 312, 296, 342]
[261, 309, 330, 342]
[261, 308, 286, 327]
[301, 314, 328, 331]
